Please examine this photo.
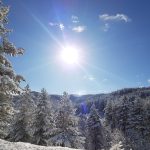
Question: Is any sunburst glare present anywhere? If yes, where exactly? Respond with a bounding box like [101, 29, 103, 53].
[59, 46, 80, 65]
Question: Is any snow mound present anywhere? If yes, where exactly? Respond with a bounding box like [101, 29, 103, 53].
[0, 139, 81, 150]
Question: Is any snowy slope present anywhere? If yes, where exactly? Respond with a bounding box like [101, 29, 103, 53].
[0, 139, 82, 150]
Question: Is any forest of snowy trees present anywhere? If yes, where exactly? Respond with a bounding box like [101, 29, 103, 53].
[1, 0, 150, 150]
[2, 86, 150, 150]
[1, 84, 150, 150]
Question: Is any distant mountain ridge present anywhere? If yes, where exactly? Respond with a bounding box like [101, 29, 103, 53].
[30, 86, 150, 102]
[13, 87, 150, 115]
[13, 86, 150, 104]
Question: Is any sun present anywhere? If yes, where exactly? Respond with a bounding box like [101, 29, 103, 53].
[60, 46, 80, 65]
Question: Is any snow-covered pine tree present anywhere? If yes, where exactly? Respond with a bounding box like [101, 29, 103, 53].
[0, 0, 25, 95]
[127, 97, 148, 149]
[105, 100, 114, 128]
[49, 92, 85, 149]
[110, 128, 126, 150]
[7, 85, 35, 142]
[0, 0, 25, 139]
[86, 104, 106, 150]
[78, 113, 87, 137]
[142, 98, 150, 149]
[32, 88, 53, 146]
[0, 93, 13, 138]
[105, 96, 133, 149]
[117, 96, 129, 134]
[105, 96, 150, 149]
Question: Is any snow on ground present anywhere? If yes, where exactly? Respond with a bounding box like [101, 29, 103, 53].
[0, 139, 82, 150]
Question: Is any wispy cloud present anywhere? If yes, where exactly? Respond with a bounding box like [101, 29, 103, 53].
[102, 23, 110, 32]
[102, 78, 108, 82]
[99, 13, 131, 23]
[72, 26, 86, 33]
[49, 22, 64, 31]
[49, 22, 56, 26]
[99, 13, 131, 31]
[71, 15, 87, 33]
[72, 15, 79, 23]
[84, 75, 95, 81]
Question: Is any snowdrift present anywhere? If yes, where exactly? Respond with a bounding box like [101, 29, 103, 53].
[0, 139, 82, 150]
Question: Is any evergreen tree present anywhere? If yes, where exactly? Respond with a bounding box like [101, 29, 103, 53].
[110, 129, 126, 150]
[0, 93, 13, 138]
[105, 95, 150, 149]
[32, 88, 53, 146]
[7, 85, 35, 142]
[49, 92, 85, 148]
[78, 113, 87, 137]
[105, 100, 114, 129]
[117, 96, 129, 134]
[0, 0, 25, 139]
[143, 98, 150, 149]
[86, 104, 106, 150]
[127, 98, 148, 149]
[0, 0, 25, 95]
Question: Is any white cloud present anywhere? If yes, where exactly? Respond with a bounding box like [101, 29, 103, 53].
[72, 15, 79, 23]
[49, 22, 64, 30]
[72, 26, 86, 33]
[49, 22, 58, 26]
[59, 23, 64, 30]
[71, 15, 86, 33]
[103, 23, 110, 32]
[99, 13, 131, 23]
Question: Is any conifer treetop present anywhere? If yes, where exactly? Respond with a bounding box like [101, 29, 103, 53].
[0, 0, 25, 95]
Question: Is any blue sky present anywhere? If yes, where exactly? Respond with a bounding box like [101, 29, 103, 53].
[4, 0, 150, 94]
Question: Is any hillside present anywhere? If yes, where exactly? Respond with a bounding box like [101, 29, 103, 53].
[12, 87, 150, 117]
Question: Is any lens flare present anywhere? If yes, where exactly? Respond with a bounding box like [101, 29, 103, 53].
[60, 46, 80, 65]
